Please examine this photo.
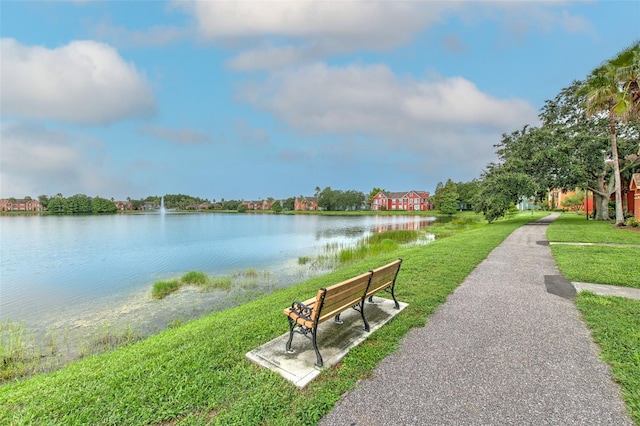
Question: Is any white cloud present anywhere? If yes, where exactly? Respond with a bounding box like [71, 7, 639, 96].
[0, 122, 134, 198]
[181, 0, 441, 43]
[238, 63, 538, 136]
[177, 0, 456, 70]
[237, 63, 539, 181]
[175, 1, 592, 71]
[0, 38, 156, 125]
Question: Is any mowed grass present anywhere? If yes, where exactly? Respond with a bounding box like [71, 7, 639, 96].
[549, 213, 640, 424]
[547, 213, 640, 244]
[548, 213, 640, 288]
[575, 293, 640, 425]
[0, 213, 544, 425]
[550, 245, 640, 288]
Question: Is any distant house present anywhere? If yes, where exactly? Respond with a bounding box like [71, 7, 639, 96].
[548, 189, 577, 211]
[548, 188, 635, 214]
[294, 196, 318, 211]
[242, 200, 273, 210]
[186, 202, 212, 210]
[0, 198, 42, 212]
[631, 174, 640, 220]
[114, 201, 133, 211]
[370, 191, 431, 211]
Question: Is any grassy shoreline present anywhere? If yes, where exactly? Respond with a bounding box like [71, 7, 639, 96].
[0, 212, 544, 424]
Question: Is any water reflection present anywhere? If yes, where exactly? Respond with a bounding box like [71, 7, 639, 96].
[315, 226, 366, 239]
[373, 216, 436, 232]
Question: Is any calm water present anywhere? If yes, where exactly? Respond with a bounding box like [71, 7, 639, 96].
[0, 213, 434, 339]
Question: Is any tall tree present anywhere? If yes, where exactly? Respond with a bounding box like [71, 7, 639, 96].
[474, 165, 536, 223]
[538, 80, 638, 220]
[431, 182, 445, 210]
[581, 41, 640, 225]
[438, 180, 459, 215]
[38, 194, 50, 209]
[283, 197, 295, 211]
[367, 187, 385, 206]
[455, 180, 480, 210]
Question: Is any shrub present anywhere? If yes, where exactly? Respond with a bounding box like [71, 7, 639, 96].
[625, 217, 640, 227]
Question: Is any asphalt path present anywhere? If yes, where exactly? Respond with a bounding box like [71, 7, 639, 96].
[320, 213, 633, 425]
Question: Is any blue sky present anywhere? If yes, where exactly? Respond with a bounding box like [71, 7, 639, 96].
[1, 1, 639, 201]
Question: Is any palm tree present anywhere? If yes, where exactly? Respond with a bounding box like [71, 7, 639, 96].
[582, 41, 640, 225]
[612, 42, 640, 121]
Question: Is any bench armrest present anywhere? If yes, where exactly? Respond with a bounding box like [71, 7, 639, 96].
[290, 301, 314, 321]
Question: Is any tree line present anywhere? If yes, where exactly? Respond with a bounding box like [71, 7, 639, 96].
[32, 189, 369, 215]
[40, 194, 118, 214]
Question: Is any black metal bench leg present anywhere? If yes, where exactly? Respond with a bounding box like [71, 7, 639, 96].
[285, 317, 295, 353]
[312, 327, 323, 367]
[390, 286, 400, 309]
[334, 314, 343, 325]
[360, 302, 370, 332]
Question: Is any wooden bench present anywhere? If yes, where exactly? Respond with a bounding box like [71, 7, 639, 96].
[284, 259, 403, 367]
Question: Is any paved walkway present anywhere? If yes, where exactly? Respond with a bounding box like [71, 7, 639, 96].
[320, 213, 633, 425]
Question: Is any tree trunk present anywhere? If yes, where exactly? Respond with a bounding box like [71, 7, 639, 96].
[609, 113, 625, 225]
[592, 174, 613, 221]
[594, 193, 610, 220]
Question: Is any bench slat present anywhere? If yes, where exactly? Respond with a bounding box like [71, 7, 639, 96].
[320, 273, 371, 311]
[365, 259, 402, 298]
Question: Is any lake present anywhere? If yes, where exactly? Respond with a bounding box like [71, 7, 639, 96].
[0, 213, 435, 343]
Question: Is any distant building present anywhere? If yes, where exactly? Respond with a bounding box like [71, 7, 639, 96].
[242, 200, 273, 210]
[0, 198, 42, 212]
[294, 196, 318, 211]
[547, 188, 634, 214]
[630, 174, 640, 220]
[370, 191, 431, 211]
[114, 201, 133, 211]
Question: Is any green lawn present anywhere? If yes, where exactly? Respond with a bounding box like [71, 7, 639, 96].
[576, 293, 640, 425]
[547, 213, 640, 244]
[548, 213, 640, 424]
[551, 245, 640, 288]
[548, 213, 640, 288]
[0, 213, 544, 425]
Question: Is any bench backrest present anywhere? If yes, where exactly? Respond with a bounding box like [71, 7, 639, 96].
[316, 271, 373, 323]
[365, 258, 402, 299]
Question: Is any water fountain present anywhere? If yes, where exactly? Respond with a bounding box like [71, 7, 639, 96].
[160, 196, 166, 214]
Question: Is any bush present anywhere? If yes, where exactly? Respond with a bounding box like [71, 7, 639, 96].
[625, 217, 640, 227]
